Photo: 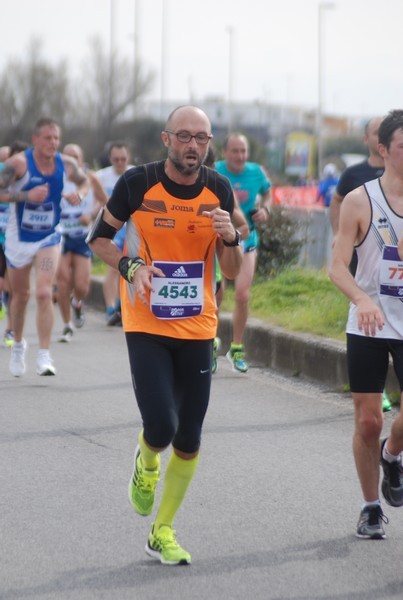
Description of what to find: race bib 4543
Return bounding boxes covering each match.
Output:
[150,261,204,319]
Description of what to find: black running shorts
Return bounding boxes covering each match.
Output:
[347,333,403,393]
[0,243,6,278]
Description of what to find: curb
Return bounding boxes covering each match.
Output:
[217,314,348,389]
[87,276,399,393]
[88,275,107,311]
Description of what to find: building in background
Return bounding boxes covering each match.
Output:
[138,98,361,178]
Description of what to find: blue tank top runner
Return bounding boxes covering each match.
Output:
[16,148,64,242]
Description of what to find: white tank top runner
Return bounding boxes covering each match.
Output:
[346,178,403,339]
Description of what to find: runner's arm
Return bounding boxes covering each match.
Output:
[0,158,48,203]
[87,170,108,207]
[328,190,384,336]
[216,238,243,280]
[87,206,124,270]
[62,155,89,202]
[329,190,344,235]
[252,188,272,225]
[202,207,242,280]
[232,194,249,240]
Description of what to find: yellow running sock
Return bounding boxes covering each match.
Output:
[154,451,199,530]
[138,430,160,471]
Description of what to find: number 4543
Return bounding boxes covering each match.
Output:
[158,285,198,299]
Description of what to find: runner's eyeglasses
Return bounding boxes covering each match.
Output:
[165,130,213,145]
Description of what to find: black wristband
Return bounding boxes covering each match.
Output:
[118,256,145,283]
[223,230,241,247]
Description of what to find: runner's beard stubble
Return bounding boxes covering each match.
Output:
[168,148,207,177]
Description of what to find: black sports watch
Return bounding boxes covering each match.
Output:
[223,229,241,247]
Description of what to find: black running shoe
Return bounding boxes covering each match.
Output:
[106,309,122,327]
[380,438,403,507]
[356,505,388,539]
[72,300,85,328]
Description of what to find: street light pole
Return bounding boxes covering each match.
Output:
[160,0,168,120]
[108,0,117,132]
[227,26,234,132]
[133,0,141,103]
[317,2,335,178]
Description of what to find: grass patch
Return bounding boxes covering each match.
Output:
[91,261,348,341]
[92,257,108,276]
[220,267,349,341]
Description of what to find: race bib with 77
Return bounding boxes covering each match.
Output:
[379,245,403,298]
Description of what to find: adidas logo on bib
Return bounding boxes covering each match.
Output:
[171,266,188,277]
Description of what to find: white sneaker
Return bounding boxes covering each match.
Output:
[58,324,73,343]
[9,339,27,377]
[36,351,56,376]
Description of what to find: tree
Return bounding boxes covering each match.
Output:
[0,38,72,141]
[0,35,156,159]
[111,118,166,164]
[74,37,155,145]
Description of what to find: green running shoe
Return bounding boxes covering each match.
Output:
[3,329,14,348]
[146,524,191,565]
[382,392,392,413]
[128,445,160,516]
[226,343,248,373]
[212,337,221,374]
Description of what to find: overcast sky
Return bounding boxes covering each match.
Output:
[1,0,402,119]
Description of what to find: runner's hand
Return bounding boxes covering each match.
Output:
[27,184,48,203]
[118,258,165,305]
[356,296,384,336]
[202,207,236,244]
[63,191,82,206]
[251,206,269,224]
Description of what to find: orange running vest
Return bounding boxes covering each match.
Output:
[120,164,225,340]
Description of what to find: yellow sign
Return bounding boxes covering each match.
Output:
[284,132,315,178]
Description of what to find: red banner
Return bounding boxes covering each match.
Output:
[272,186,323,210]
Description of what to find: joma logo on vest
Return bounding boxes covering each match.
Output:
[170,205,194,212]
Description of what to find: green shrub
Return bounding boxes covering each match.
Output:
[256,205,305,278]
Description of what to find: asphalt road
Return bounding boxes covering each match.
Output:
[1,299,403,600]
